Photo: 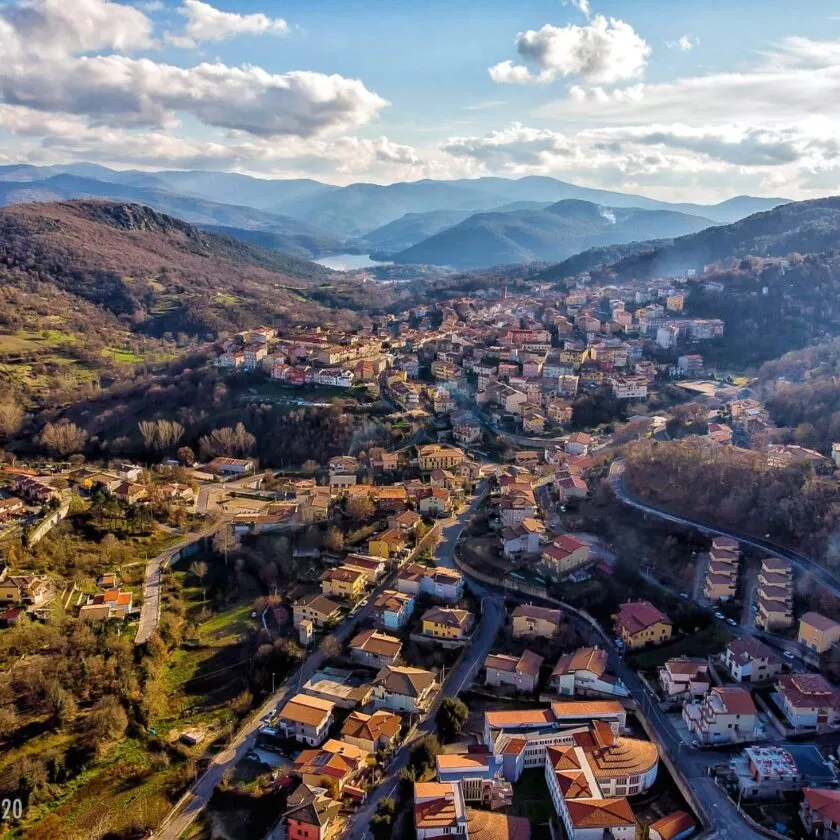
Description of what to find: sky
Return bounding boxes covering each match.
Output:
[1,0,840,201]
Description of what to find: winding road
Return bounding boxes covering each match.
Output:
[150,482,496,839]
[613,469,840,601]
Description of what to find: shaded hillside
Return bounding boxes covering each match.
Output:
[199,222,351,259]
[388,200,715,268]
[586,196,840,282]
[0,200,336,337]
[0,174,347,255]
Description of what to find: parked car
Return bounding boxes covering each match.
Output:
[783,651,796,660]
[727,618,738,627]
[714,611,725,620]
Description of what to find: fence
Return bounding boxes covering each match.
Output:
[28,499,70,545]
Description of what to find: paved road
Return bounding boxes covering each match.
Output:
[151,484,487,839]
[562,608,764,840]
[344,480,501,839]
[614,473,840,601]
[135,520,229,645]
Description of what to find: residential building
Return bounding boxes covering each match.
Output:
[565,433,592,456]
[756,556,794,631]
[419,487,452,517]
[649,811,696,840]
[0,574,53,606]
[281,783,341,840]
[417,444,465,472]
[731,746,804,799]
[723,638,783,683]
[777,674,840,731]
[541,535,591,576]
[367,527,407,559]
[800,788,840,839]
[372,590,415,630]
[414,782,468,840]
[341,553,386,583]
[292,739,369,794]
[207,456,255,476]
[293,593,343,630]
[276,694,335,746]
[682,686,758,744]
[372,665,437,714]
[435,752,513,808]
[798,612,840,654]
[677,355,704,376]
[79,589,133,620]
[340,710,401,754]
[320,566,367,601]
[512,604,563,640]
[658,658,710,701]
[502,519,544,559]
[397,563,464,604]
[302,667,372,710]
[349,628,402,667]
[550,647,628,698]
[615,601,673,650]
[485,650,544,693]
[421,607,474,641]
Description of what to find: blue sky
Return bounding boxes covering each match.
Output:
[1,0,840,200]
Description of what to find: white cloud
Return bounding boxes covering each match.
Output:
[563,0,591,18]
[667,35,696,51]
[0,0,387,138]
[165,0,288,49]
[464,99,507,111]
[490,15,651,85]
[0,0,154,55]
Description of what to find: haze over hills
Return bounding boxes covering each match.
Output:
[0,174,349,258]
[386,199,717,269]
[539,195,840,282]
[0,164,789,261]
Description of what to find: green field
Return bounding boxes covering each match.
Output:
[631,624,734,669]
[0,329,76,354]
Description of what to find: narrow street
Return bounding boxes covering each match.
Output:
[151,481,492,839]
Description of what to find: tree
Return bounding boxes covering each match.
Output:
[213,524,238,565]
[0,401,23,441]
[370,798,397,840]
[83,696,128,757]
[177,446,196,466]
[324,526,344,553]
[408,735,440,777]
[319,634,343,659]
[346,495,375,522]
[302,459,319,475]
[40,420,87,457]
[191,560,209,601]
[436,696,468,742]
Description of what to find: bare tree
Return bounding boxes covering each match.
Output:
[213,525,239,566]
[40,420,87,457]
[191,560,209,601]
[0,402,23,441]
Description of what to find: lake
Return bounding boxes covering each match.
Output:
[313,253,393,271]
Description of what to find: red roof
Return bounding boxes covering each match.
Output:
[615,600,672,635]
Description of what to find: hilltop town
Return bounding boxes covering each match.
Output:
[4,260,840,840]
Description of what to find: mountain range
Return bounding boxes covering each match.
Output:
[539,195,840,282]
[0,163,789,266]
[385,200,718,268]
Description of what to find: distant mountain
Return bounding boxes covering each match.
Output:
[362,201,555,254]
[149,170,336,210]
[557,196,840,282]
[386,199,717,269]
[0,174,347,257]
[361,209,475,253]
[0,163,789,241]
[277,181,512,238]
[199,223,350,260]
